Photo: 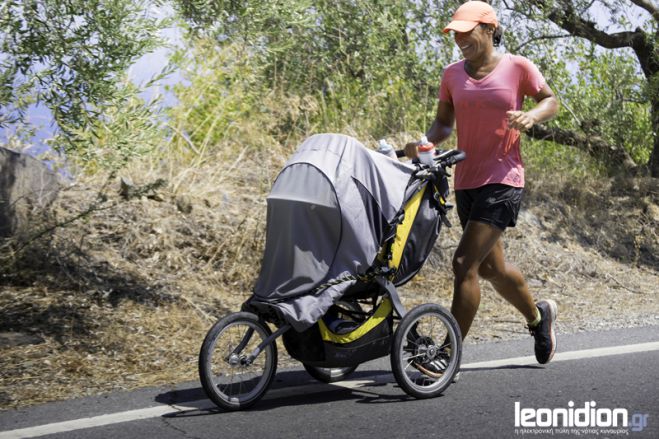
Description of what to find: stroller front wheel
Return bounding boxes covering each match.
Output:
[391,303,462,399]
[199,312,277,411]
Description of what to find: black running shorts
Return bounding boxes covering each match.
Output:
[455,184,523,231]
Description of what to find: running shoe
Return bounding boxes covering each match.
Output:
[529,299,558,364]
[414,357,448,378]
[410,341,460,382]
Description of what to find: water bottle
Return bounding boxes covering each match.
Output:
[417,135,435,166]
[377,139,397,159]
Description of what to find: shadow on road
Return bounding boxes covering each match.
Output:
[154,364,542,417]
[154,369,424,416]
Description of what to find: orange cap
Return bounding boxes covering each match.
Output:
[443,1,498,33]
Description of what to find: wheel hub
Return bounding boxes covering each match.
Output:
[413,335,437,361]
[228,353,241,366]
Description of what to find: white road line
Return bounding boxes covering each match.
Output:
[0,404,203,439]
[1,341,658,439]
[461,341,659,370]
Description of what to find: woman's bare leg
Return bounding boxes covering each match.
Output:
[451,221,502,338]
[478,239,537,322]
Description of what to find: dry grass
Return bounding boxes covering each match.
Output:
[1,139,658,410]
[0,296,207,406]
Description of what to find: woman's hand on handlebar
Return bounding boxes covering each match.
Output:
[403,141,419,159]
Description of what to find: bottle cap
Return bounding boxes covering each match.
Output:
[418,142,435,152]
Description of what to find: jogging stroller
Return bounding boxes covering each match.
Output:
[199,133,466,410]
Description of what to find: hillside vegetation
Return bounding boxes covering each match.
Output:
[1,132,657,409]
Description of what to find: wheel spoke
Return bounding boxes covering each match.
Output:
[403,359,418,372]
[404,352,427,361]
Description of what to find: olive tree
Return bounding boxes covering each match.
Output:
[500,0,657,176]
[0,0,167,157]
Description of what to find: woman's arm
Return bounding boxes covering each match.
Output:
[405,100,455,158]
[506,85,559,131]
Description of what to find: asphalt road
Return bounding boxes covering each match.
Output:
[1,326,658,439]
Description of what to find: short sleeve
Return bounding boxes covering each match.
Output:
[439,68,452,103]
[518,56,546,97]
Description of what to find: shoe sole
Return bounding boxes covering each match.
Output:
[539,299,558,363]
[413,363,444,379]
[412,364,460,383]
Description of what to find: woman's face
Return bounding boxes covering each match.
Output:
[453,24,494,61]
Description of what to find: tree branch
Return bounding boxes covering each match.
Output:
[510,34,571,53]
[547,5,641,49]
[527,0,656,78]
[526,124,638,170]
[628,0,659,21]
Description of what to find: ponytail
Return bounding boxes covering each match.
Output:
[493,26,503,47]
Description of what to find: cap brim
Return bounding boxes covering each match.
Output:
[442,20,479,33]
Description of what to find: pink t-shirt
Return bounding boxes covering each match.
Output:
[439,54,546,189]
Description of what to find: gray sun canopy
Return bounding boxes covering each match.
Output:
[251,133,419,331]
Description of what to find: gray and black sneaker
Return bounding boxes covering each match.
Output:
[529,299,558,364]
[413,357,448,378]
[414,361,461,383]
[410,338,460,382]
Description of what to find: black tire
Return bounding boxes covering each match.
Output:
[302,364,358,383]
[302,300,362,383]
[198,312,277,411]
[391,304,462,399]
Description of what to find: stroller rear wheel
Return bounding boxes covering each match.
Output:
[302,299,362,383]
[391,304,462,399]
[302,364,358,383]
[199,312,277,411]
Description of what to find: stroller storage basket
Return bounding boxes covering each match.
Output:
[283,299,393,368]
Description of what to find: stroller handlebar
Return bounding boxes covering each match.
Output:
[437,149,466,167]
[394,148,466,167]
